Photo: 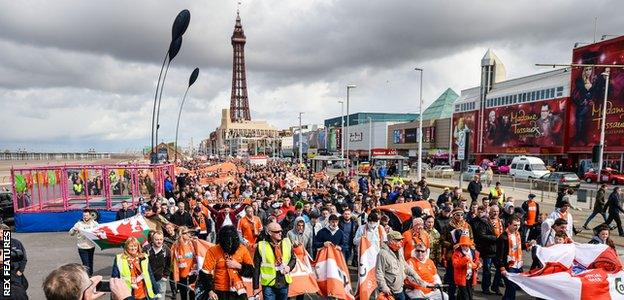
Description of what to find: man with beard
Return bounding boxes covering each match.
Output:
[253,222,297,300]
[197,225,254,300]
[338,208,358,266]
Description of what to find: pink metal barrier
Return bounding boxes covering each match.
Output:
[10,163,174,213]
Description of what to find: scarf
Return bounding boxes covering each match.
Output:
[490,218,503,237]
[462,248,473,279]
[506,229,523,269]
[225,253,246,295]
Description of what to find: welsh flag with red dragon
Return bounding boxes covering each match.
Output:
[80,215,151,250]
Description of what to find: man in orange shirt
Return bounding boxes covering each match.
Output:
[238,206,262,251]
[405,243,447,300]
[402,217,430,260]
[197,225,255,300]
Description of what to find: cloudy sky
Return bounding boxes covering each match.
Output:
[1,0,622,152]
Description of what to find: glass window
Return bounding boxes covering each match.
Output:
[545,89,550,98]
[540,90,545,99]
[556,86,564,92]
[513,95,517,103]
[551,88,556,97]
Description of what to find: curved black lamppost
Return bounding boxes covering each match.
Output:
[150,9,190,163]
[174,67,200,162]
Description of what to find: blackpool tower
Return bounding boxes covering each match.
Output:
[229,11,251,122]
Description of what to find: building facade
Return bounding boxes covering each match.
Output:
[451,36,624,171]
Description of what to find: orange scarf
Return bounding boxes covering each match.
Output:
[491,218,503,237]
[506,229,523,269]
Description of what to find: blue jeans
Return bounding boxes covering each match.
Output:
[583,211,607,227]
[393,291,406,300]
[78,247,95,276]
[503,268,522,300]
[481,257,502,292]
[263,286,288,300]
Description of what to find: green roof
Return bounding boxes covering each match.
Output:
[421,88,458,120]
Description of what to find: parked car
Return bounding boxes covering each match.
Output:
[583,168,624,185]
[411,162,431,172]
[495,158,512,174]
[428,165,454,178]
[534,172,581,191]
[462,165,484,181]
[509,156,550,179]
[0,190,14,226]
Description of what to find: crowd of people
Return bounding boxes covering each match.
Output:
[37,158,624,300]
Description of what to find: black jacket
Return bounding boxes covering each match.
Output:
[171,211,194,228]
[471,217,498,258]
[467,181,483,198]
[147,245,171,280]
[116,208,136,220]
[338,217,359,249]
[605,191,624,215]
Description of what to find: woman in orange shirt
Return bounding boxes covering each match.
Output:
[405,243,447,300]
[196,225,254,300]
[171,226,197,300]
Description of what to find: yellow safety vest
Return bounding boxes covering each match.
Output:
[74,183,83,193]
[258,239,293,286]
[116,254,155,299]
[490,187,506,205]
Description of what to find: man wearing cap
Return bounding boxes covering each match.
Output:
[489,182,506,206]
[376,230,425,300]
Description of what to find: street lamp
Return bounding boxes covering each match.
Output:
[338,100,344,160]
[346,84,357,170]
[298,112,305,165]
[150,9,190,163]
[597,68,611,183]
[174,67,200,163]
[368,117,373,160]
[415,67,424,181]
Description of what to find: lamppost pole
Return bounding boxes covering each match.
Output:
[174,68,200,163]
[298,112,304,165]
[597,68,610,183]
[415,67,424,181]
[338,100,344,160]
[346,84,357,171]
[150,10,190,164]
[368,117,373,160]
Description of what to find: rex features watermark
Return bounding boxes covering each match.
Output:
[2,230,10,297]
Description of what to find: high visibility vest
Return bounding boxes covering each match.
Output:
[74,183,83,193]
[258,239,293,286]
[490,187,505,204]
[116,254,155,299]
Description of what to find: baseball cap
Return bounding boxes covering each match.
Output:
[387,231,404,240]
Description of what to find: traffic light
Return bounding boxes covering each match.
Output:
[592,145,602,163]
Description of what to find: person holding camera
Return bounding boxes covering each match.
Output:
[44,263,134,300]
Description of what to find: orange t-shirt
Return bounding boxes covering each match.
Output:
[525,201,537,226]
[406,257,437,294]
[238,215,262,245]
[202,245,253,292]
[128,258,147,299]
[402,229,430,260]
[172,240,196,281]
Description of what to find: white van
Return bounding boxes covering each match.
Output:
[509,156,550,179]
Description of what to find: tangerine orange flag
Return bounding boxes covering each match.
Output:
[377,201,433,223]
[314,245,355,300]
[357,234,379,300]
[288,245,320,297]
